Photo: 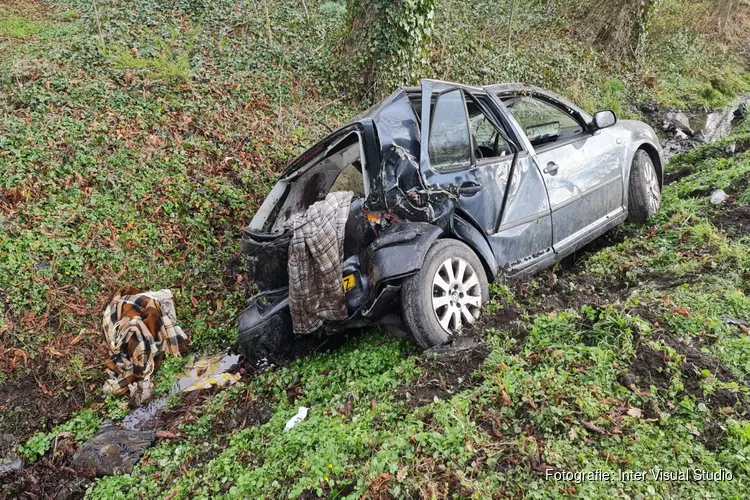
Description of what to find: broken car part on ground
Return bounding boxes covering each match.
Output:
[239,80,665,361]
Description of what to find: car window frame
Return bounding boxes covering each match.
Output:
[501,92,591,153]
[465,94,517,165]
[426,88,475,173]
[426,89,519,174]
[418,81,521,176]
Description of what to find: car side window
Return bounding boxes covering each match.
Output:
[428,89,472,171]
[468,106,513,159]
[504,96,584,148]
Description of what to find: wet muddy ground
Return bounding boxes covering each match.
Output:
[0,373,91,440]
[5,226,747,497]
[396,343,489,410]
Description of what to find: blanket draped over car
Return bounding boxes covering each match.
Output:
[287,191,353,334]
[101,287,189,403]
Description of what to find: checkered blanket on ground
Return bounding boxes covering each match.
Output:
[287,191,353,334]
[101,287,189,399]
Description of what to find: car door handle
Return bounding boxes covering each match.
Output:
[458,181,482,196]
[543,162,559,175]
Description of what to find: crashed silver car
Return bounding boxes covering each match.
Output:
[238,80,663,360]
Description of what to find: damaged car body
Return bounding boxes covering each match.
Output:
[239,79,664,360]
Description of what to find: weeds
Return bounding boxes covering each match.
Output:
[0,14,47,38]
[17,409,101,462]
[1,0,750,497]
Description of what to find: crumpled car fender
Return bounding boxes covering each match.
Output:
[364,222,443,290]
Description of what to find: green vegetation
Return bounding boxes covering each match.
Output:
[0,14,47,38]
[1,0,750,497]
[16,409,100,462]
[333,0,437,98]
[80,117,750,498]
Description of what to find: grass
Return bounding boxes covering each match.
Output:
[77,123,750,498]
[107,46,191,82]
[0,14,47,38]
[1,0,750,497]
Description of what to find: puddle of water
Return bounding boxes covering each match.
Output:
[122,395,169,430]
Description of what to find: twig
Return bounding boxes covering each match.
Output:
[262,0,273,43]
[277,46,285,128]
[311,98,341,116]
[91,0,105,48]
[77,365,87,401]
[507,0,517,54]
[578,418,607,436]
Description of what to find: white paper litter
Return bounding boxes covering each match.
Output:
[710,189,728,205]
[284,407,309,430]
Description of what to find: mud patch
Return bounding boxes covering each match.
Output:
[560,226,633,270]
[0,373,91,439]
[467,229,640,348]
[250,332,355,371]
[396,341,489,409]
[712,203,750,234]
[665,336,747,412]
[472,292,526,337]
[726,171,750,197]
[528,229,637,312]
[138,385,272,435]
[137,389,222,432]
[2,452,95,499]
[624,343,672,392]
[664,165,694,185]
[622,333,749,415]
[646,273,700,291]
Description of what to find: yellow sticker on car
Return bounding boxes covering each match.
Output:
[342,274,356,293]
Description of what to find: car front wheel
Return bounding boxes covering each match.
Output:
[401,239,489,348]
[627,149,661,223]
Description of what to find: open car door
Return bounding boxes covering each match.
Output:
[418,79,513,236]
[419,80,553,272]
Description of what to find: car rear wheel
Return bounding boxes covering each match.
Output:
[627,149,661,223]
[401,239,489,348]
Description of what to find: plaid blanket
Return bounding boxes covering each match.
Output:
[102,286,189,400]
[287,191,353,334]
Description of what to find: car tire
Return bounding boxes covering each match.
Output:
[627,149,661,223]
[401,239,489,348]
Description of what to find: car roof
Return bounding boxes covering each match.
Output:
[485,83,592,121]
[354,81,592,121]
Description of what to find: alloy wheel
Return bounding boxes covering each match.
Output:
[644,159,661,213]
[431,257,482,333]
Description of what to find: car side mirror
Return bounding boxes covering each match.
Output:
[593,110,617,130]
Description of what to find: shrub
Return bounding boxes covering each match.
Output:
[330,0,436,100]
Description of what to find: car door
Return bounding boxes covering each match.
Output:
[503,94,623,253]
[418,81,507,235]
[419,80,552,270]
